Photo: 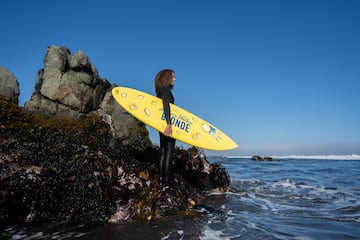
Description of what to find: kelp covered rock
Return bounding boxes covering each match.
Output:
[0,98,230,225]
[1,97,119,224]
[0,45,230,226]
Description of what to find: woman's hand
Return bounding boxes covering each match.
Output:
[164,124,172,137]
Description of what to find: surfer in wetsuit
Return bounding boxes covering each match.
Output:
[154,69,176,191]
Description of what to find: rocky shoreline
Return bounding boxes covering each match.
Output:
[0,46,230,226]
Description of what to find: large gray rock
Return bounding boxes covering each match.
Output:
[0,66,20,103]
[25,46,109,117]
[98,88,151,150]
[24,46,151,149]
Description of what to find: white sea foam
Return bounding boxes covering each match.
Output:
[271,154,360,160]
[225,154,360,160]
[224,155,253,159]
[200,225,241,240]
[5,229,88,240]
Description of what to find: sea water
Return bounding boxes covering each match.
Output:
[2,155,360,240]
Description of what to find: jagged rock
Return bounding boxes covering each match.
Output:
[0,66,20,104]
[24,46,109,117]
[97,89,150,150]
[0,98,230,225]
[0,45,231,226]
[23,46,150,149]
[174,147,230,192]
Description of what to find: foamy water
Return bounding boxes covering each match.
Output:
[226,154,360,160]
[2,156,360,239]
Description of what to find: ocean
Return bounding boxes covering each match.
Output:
[2,155,360,240]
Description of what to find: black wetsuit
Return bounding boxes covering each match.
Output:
[156,86,176,186]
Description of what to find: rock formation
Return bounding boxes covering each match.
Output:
[0,66,20,104]
[24,46,107,118]
[23,46,150,149]
[0,46,230,226]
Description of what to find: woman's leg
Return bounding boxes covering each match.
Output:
[163,138,175,185]
[159,133,176,186]
[159,133,166,183]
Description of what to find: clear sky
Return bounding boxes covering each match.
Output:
[1,0,360,155]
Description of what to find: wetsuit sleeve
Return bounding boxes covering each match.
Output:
[158,87,172,125]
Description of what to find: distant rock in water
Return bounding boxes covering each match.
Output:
[251,155,273,161]
[23,45,149,149]
[0,66,20,104]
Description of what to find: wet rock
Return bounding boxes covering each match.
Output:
[174,147,230,192]
[0,45,230,226]
[0,66,20,104]
[0,98,230,225]
[251,155,273,161]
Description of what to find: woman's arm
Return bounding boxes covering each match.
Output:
[158,87,173,136]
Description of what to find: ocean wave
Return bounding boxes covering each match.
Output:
[224,155,253,159]
[225,154,360,160]
[200,225,241,240]
[271,154,360,160]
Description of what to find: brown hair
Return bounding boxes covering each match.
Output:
[154,69,175,89]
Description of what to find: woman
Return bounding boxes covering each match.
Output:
[154,69,176,191]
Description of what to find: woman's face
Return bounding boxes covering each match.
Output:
[170,72,176,85]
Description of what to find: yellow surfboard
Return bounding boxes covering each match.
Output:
[112,86,238,151]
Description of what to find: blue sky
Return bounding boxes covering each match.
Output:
[1,0,360,155]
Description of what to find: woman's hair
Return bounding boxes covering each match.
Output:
[154,69,175,89]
